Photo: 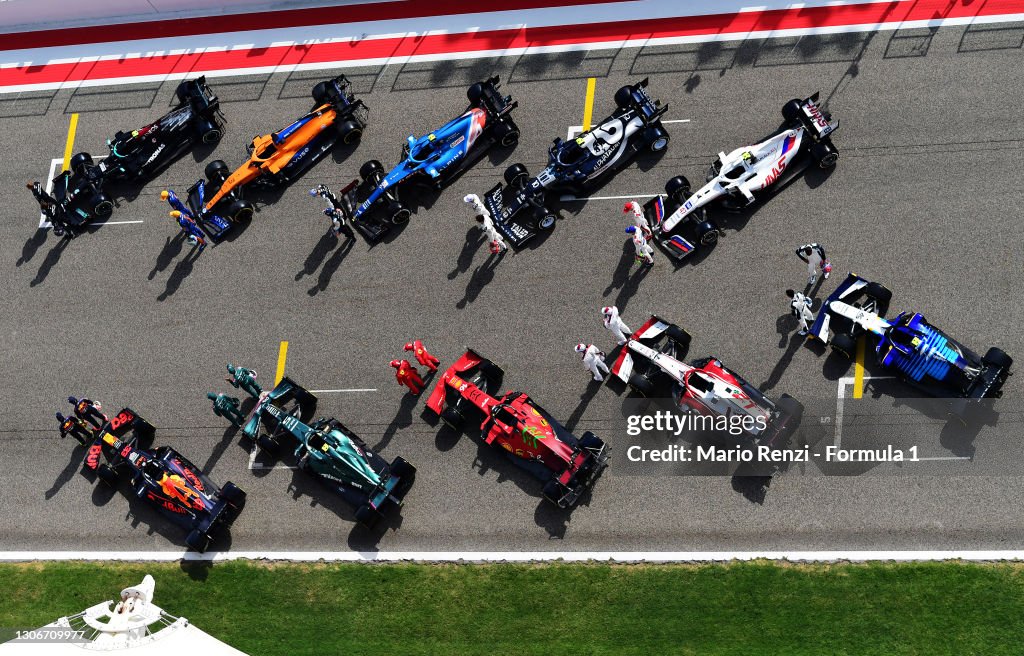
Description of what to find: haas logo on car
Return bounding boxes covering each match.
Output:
[803,101,830,130]
[761,159,787,188]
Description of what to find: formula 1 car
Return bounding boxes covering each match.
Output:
[34,77,223,235]
[809,274,1013,411]
[425,350,609,508]
[647,93,839,261]
[483,78,669,247]
[610,315,803,445]
[181,75,367,240]
[231,377,414,527]
[335,77,520,241]
[77,407,245,552]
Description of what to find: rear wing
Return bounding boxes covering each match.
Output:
[799,92,838,139]
[631,78,668,123]
[476,75,518,118]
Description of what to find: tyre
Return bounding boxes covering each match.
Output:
[864,282,892,315]
[312,81,333,106]
[480,362,505,386]
[92,193,114,218]
[96,464,119,488]
[494,120,520,148]
[440,406,465,430]
[614,85,634,108]
[257,435,280,457]
[204,159,229,183]
[830,333,856,359]
[537,212,557,231]
[185,529,210,553]
[776,393,805,421]
[70,152,93,176]
[983,347,1013,370]
[220,481,246,509]
[542,479,566,506]
[390,457,416,479]
[196,118,222,144]
[227,199,254,223]
[810,141,839,169]
[696,221,718,246]
[643,126,670,152]
[504,163,529,188]
[355,504,384,529]
[387,200,411,225]
[579,431,604,451]
[359,159,384,181]
[665,325,692,352]
[628,372,655,397]
[466,82,484,105]
[782,98,803,122]
[665,175,691,203]
[175,81,193,104]
[337,119,362,145]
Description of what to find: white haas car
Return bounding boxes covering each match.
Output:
[611,315,803,444]
[644,93,839,261]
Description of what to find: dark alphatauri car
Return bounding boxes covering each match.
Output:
[234,377,414,528]
[37,77,223,235]
[810,273,1013,417]
[482,78,669,247]
[181,75,367,240]
[78,407,245,552]
[336,77,519,241]
[425,350,610,508]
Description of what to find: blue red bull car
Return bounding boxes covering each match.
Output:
[76,407,245,552]
[335,77,519,241]
[810,274,1013,417]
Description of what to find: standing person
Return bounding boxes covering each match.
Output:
[465,194,508,254]
[786,289,815,336]
[68,397,107,429]
[28,181,70,238]
[169,211,206,252]
[310,186,355,241]
[225,364,262,397]
[574,343,609,382]
[207,393,247,428]
[796,243,832,287]
[390,359,425,395]
[601,306,632,345]
[57,412,95,445]
[403,340,440,373]
[623,201,652,240]
[625,226,655,267]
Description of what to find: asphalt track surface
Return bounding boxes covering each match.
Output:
[2,23,1024,554]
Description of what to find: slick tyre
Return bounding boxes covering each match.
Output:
[220,481,246,510]
[441,406,465,430]
[185,529,210,553]
[665,325,692,353]
[175,81,194,104]
[312,81,337,107]
[197,118,222,144]
[337,120,363,145]
[227,199,254,223]
[495,120,520,148]
[864,282,892,315]
[542,479,567,507]
[628,373,655,397]
[665,176,691,204]
[782,98,803,122]
[257,435,280,458]
[355,504,384,529]
[830,333,856,359]
[466,82,484,105]
[504,163,529,188]
[92,193,114,218]
[983,347,1013,370]
[614,85,634,108]
[96,464,119,488]
[776,393,805,422]
[390,457,416,479]
[537,212,557,231]
[387,200,411,225]
[643,126,670,153]
[359,159,384,181]
[70,152,93,176]
[205,159,230,183]
[696,221,719,246]
[811,141,839,169]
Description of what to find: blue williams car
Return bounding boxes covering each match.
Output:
[809,273,1012,417]
[335,76,519,241]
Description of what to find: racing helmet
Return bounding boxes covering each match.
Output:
[575,343,587,354]
[625,226,637,235]
[169,210,181,219]
[160,190,169,200]
[389,359,401,369]
[601,306,614,318]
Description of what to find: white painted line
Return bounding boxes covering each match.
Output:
[566,125,582,140]
[97,220,144,226]
[309,388,378,393]
[38,157,62,228]
[559,193,662,202]
[661,119,692,124]
[1,550,1024,563]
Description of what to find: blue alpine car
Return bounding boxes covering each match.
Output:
[336,76,519,241]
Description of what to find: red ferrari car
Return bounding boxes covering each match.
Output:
[425,350,609,508]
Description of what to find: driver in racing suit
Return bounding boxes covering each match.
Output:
[575,343,609,382]
[169,211,206,252]
[57,412,94,445]
[601,306,633,346]
[623,201,652,241]
[626,225,655,267]
[786,289,815,336]
[28,181,71,238]
[68,397,107,429]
